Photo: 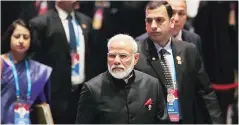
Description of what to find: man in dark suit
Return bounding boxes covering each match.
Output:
[136,0,202,58]
[135,1,223,124]
[29,1,94,123]
[76,34,167,124]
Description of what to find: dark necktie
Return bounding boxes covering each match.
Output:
[159,49,174,88]
[160,49,180,121]
[67,14,77,52]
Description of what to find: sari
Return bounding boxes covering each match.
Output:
[1,58,52,124]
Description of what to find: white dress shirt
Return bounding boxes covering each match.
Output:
[153,38,177,89]
[55,5,85,85]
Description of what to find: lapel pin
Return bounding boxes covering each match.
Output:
[176,56,182,65]
[152,57,156,61]
[177,60,182,65]
[148,104,152,110]
[82,24,87,29]
[144,98,152,111]
[176,56,181,61]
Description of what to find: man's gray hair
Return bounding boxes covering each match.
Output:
[107,34,138,53]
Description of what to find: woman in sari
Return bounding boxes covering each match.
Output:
[1,19,52,124]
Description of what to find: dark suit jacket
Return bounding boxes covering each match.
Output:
[181,29,203,59]
[135,37,223,124]
[135,30,203,58]
[29,8,93,120]
[76,70,168,124]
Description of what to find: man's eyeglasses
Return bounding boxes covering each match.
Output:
[145,17,164,24]
[107,53,133,61]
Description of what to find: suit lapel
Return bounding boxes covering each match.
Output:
[75,13,90,51]
[144,38,167,89]
[75,13,88,38]
[171,38,184,92]
[181,30,193,44]
[181,30,186,41]
[52,9,71,55]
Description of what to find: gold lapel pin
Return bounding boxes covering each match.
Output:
[176,56,182,65]
[178,60,182,65]
[176,56,181,61]
[82,24,87,29]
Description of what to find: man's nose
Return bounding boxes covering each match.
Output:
[173,14,179,22]
[151,20,157,29]
[113,55,121,65]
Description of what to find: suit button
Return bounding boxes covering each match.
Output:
[129,114,134,119]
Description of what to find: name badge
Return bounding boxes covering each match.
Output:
[167,89,179,122]
[14,102,30,124]
[71,53,80,75]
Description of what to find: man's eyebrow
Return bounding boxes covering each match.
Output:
[146,16,164,19]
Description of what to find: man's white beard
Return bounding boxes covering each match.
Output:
[108,59,135,79]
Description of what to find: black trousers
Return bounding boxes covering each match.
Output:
[67,84,83,124]
[51,84,83,124]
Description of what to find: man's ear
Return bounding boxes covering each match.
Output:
[134,53,140,65]
[170,17,175,29]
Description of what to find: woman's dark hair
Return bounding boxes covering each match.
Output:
[145,1,173,18]
[1,19,33,55]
